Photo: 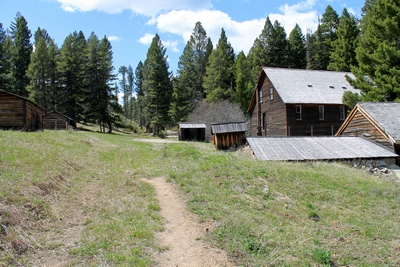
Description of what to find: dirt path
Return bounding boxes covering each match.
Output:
[145,177,233,267]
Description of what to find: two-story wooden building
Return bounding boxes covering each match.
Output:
[247,67,360,137]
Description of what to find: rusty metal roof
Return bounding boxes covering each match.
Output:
[211,122,248,134]
[179,123,206,129]
[247,136,397,161]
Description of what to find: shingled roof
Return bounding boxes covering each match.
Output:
[260,67,360,104]
[211,122,248,134]
[337,102,400,142]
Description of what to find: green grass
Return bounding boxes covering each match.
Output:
[0,129,399,266]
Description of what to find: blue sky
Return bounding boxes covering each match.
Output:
[1,0,365,76]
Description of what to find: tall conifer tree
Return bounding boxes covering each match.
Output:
[350,0,400,101]
[10,13,32,96]
[328,8,359,72]
[0,23,12,90]
[288,24,307,69]
[143,34,173,135]
[203,28,235,102]
[57,31,87,120]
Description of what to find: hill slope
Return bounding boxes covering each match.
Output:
[0,130,399,266]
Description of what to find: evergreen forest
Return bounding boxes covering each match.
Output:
[1,0,399,134]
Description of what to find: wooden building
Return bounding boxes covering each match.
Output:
[0,90,44,131]
[336,102,400,163]
[178,123,206,141]
[211,122,248,149]
[247,67,360,137]
[43,111,76,130]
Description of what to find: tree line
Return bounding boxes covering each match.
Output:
[1,0,398,134]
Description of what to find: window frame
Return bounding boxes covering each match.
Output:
[295,105,302,120]
[319,105,325,120]
[259,89,263,103]
[269,87,274,101]
[339,106,345,121]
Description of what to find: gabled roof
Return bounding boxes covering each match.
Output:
[179,123,206,129]
[211,121,248,134]
[336,102,400,142]
[44,110,75,121]
[247,136,397,161]
[248,68,360,112]
[0,90,44,110]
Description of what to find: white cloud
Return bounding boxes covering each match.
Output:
[149,0,320,55]
[57,0,212,16]
[139,33,155,45]
[108,36,122,42]
[163,40,180,53]
[150,10,264,54]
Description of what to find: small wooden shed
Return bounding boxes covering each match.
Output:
[211,121,248,149]
[178,123,206,141]
[43,111,76,130]
[0,90,44,131]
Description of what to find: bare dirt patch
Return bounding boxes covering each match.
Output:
[145,177,233,267]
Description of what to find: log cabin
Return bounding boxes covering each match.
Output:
[336,102,400,164]
[211,121,247,149]
[247,67,360,137]
[43,111,76,130]
[0,90,44,131]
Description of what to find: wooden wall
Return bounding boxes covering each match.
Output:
[339,109,393,149]
[43,113,68,130]
[212,132,246,149]
[287,104,345,136]
[0,91,43,131]
[249,75,287,136]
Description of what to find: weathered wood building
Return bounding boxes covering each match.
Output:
[211,122,248,149]
[178,123,206,141]
[43,111,76,130]
[248,68,360,137]
[0,90,44,131]
[336,102,400,164]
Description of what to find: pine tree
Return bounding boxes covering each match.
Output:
[134,61,146,127]
[0,23,12,90]
[169,40,197,123]
[57,31,87,120]
[10,13,32,96]
[203,28,235,102]
[191,22,212,100]
[328,8,359,72]
[350,0,400,101]
[84,33,117,132]
[27,28,59,113]
[288,24,307,69]
[233,51,252,112]
[119,65,129,118]
[270,20,289,67]
[307,6,339,70]
[127,65,134,123]
[27,37,51,112]
[143,34,173,135]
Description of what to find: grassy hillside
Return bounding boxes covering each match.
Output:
[0,129,399,266]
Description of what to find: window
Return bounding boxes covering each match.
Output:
[319,105,325,120]
[295,105,302,120]
[262,112,266,132]
[259,90,263,103]
[269,87,274,100]
[340,106,345,120]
